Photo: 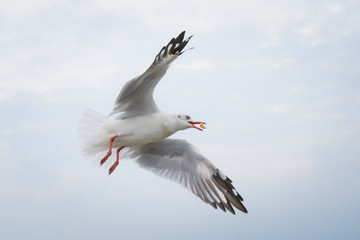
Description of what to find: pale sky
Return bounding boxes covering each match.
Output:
[1,0,360,239]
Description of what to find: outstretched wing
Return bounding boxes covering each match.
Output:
[109,31,192,119]
[125,139,248,214]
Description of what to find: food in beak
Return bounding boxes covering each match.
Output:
[188,121,206,131]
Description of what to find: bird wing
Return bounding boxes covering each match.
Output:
[125,138,248,214]
[109,31,192,119]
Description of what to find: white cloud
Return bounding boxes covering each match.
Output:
[316,98,340,108]
[298,23,324,46]
[271,58,293,69]
[252,57,293,70]
[327,3,342,14]
[270,104,294,113]
[92,0,305,33]
[297,112,346,120]
[199,137,315,181]
[286,85,307,96]
[175,61,213,70]
[1,0,356,101]
[0,0,52,16]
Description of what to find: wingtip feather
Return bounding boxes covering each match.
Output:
[152,31,192,65]
[212,169,248,214]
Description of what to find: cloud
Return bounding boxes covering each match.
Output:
[286,85,308,96]
[199,139,314,181]
[1,0,357,101]
[327,3,342,14]
[270,104,295,113]
[297,112,346,120]
[175,61,213,70]
[272,58,293,69]
[315,98,340,108]
[298,23,324,46]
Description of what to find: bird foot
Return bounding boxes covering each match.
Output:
[108,146,125,175]
[100,151,111,165]
[108,161,119,175]
[99,135,119,166]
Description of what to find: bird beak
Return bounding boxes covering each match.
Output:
[188,121,206,131]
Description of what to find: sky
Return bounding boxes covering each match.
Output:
[1,0,360,239]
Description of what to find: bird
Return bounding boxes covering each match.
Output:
[78,31,248,214]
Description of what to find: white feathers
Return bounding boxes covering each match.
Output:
[78,109,110,156]
[218,170,227,180]
[232,189,239,196]
[125,139,247,214]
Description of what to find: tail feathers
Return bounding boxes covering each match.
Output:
[78,109,130,169]
[78,109,111,158]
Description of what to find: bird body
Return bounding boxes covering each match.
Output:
[80,110,192,151]
[78,31,248,214]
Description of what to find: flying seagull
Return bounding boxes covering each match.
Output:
[78,31,247,214]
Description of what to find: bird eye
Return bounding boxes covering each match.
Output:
[186,115,190,120]
[178,115,181,118]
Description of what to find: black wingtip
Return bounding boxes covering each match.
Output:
[152,31,193,65]
[172,32,192,55]
[212,169,248,214]
[176,31,186,42]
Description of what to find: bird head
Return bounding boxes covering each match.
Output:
[176,114,206,131]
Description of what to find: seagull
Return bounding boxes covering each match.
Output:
[78,31,247,214]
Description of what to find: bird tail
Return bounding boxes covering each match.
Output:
[78,109,112,161]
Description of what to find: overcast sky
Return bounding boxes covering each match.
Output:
[1,0,360,239]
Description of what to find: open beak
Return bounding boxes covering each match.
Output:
[188,121,206,131]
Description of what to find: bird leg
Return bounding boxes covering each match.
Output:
[99,135,119,166]
[108,146,125,175]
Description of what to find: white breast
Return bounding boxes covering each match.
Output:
[106,112,176,148]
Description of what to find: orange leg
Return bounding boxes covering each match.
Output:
[99,135,119,166]
[108,146,125,175]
